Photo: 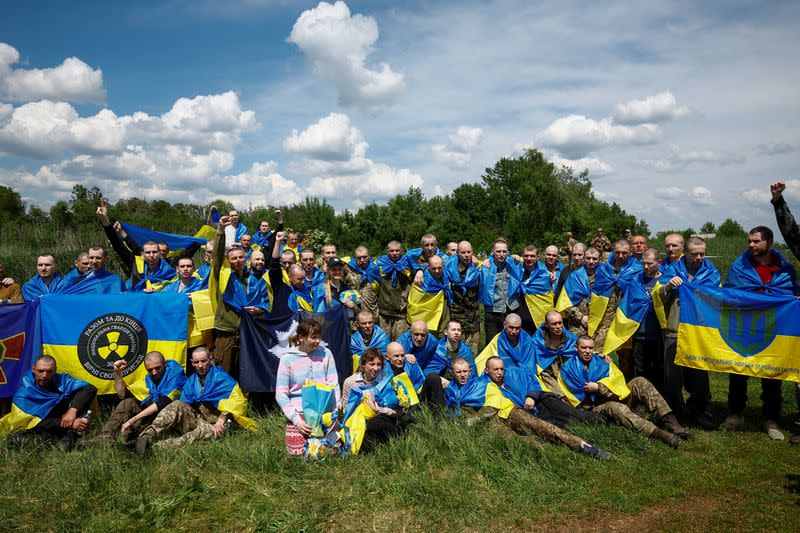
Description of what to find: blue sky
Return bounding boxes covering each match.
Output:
[1,0,799,233]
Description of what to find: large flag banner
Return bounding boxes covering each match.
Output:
[239,305,351,392]
[676,284,800,382]
[0,302,40,398]
[39,293,188,394]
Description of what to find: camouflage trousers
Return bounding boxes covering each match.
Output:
[593,377,672,437]
[359,283,379,321]
[139,401,217,449]
[539,364,567,399]
[98,398,152,441]
[498,407,586,452]
[379,314,410,341]
[461,330,480,359]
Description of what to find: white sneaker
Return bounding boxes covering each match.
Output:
[763,420,785,441]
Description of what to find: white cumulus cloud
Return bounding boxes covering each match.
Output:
[285,112,422,202]
[432,126,483,169]
[536,114,661,158]
[613,91,693,125]
[0,42,106,104]
[546,152,613,176]
[690,186,713,205]
[654,186,684,199]
[287,1,405,113]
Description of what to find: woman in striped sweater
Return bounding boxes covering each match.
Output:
[275,319,340,455]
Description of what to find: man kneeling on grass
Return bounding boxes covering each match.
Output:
[135,347,255,453]
[445,357,610,460]
[558,336,687,448]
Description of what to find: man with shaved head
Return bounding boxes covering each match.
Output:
[397,320,439,371]
[475,313,536,373]
[409,254,451,336]
[631,235,648,261]
[542,245,562,288]
[630,248,666,388]
[555,242,586,303]
[446,241,481,354]
[375,240,413,340]
[90,351,187,444]
[662,233,685,268]
[480,238,522,345]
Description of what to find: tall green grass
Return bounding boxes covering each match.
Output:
[1,374,799,532]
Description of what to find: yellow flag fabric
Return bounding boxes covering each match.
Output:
[406,284,445,332]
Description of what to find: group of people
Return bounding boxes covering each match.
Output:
[2,180,799,456]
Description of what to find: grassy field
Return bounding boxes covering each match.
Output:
[1,373,799,532]
[2,228,799,531]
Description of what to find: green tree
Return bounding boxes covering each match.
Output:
[0,185,25,224]
[717,218,746,238]
[700,221,716,234]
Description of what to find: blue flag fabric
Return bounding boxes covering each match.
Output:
[347,258,381,286]
[499,366,542,408]
[530,323,578,372]
[478,257,521,306]
[382,360,426,392]
[660,257,721,287]
[723,249,799,295]
[22,274,63,301]
[424,338,476,376]
[120,221,207,256]
[8,371,88,425]
[444,255,479,295]
[676,283,800,382]
[141,359,187,406]
[0,302,40,398]
[221,270,270,314]
[397,331,439,370]
[238,304,352,392]
[375,254,412,287]
[350,327,390,357]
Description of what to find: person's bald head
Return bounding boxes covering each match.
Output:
[250,250,265,271]
[503,313,522,342]
[451,357,472,386]
[544,310,564,337]
[485,356,506,386]
[428,255,444,279]
[385,341,406,370]
[457,241,473,265]
[544,245,559,268]
[664,233,685,262]
[410,320,429,347]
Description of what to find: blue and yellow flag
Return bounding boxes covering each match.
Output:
[424,338,476,376]
[530,323,578,374]
[444,373,516,419]
[724,249,799,295]
[0,371,88,433]
[0,302,40,398]
[340,386,378,455]
[676,283,800,382]
[375,254,412,286]
[518,263,555,328]
[499,366,542,409]
[39,292,187,395]
[558,353,630,408]
[181,365,256,430]
[350,326,390,373]
[397,330,439,370]
[119,221,214,259]
[475,330,536,374]
[407,269,451,332]
[125,358,187,406]
[602,272,655,354]
[301,380,337,438]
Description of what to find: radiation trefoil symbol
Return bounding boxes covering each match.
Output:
[97,331,130,359]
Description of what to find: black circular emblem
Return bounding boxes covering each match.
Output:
[77,313,148,380]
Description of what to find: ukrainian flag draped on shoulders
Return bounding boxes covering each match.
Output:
[530,323,578,373]
[444,373,515,419]
[60,268,126,295]
[425,338,476,376]
[660,256,721,287]
[375,254,412,286]
[603,268,662,354]
[350,327,390,372]
[345,257,381,289]
[22,274,64,301]
[0,371,88,432]
[130,257,178,292]
[181,365,256,430]
[407,268,451,333]
[498,366,543,413]
[397,331,439,370]
[125,359,187,405]
[518,262,555,328]
[558,354,630,408]
[444,255,480,295]
[478,257,521,307]
[724,249,800,295]
[555,266,589,313]
[475,329,536,374]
